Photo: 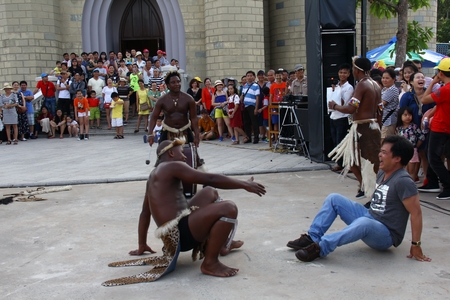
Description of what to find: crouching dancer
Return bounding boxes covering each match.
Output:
[102,139,266,286]
[287,135,431,263]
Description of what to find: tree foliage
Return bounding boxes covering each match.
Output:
[366,0,432,66]
[437,0,450,42]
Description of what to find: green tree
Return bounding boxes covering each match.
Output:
[437,0,450,43]
[368,0,432,66]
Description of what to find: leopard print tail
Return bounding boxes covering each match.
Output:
[108,256,171,267]
[102,267,167,286]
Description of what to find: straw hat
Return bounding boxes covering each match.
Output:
[2,83,13,90]
[214,80,224,87]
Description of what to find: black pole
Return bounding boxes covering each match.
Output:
[361,0,367,57]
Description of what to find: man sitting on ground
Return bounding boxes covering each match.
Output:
[287,135,431,263]
[103,139,266,286]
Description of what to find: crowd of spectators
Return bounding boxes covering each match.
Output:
[193,64,308,145]
[0,49,177,142]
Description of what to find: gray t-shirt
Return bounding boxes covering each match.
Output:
[369,168,417,247]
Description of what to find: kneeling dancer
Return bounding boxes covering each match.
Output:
[102,139,266,286]
[287,136,431,263]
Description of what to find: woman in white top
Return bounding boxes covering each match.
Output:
[102,78,118,130]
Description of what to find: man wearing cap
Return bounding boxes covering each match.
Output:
[290,64,308,95]
[153,50,169,66]
[418,58,450,200]
[88,69,105,110]
[142,49,152,63]
[34,73,57,116]
[328,57,382,199]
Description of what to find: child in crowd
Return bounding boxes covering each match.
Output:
[396,106,425,181]
[87,91,101,129]
[66,116,78,137]
[110,92,124,139]
[227,84,247,144]
[258,86,270,142]
[50,61,62,77]
[153,117,163,143]
[73,90,90,140]
[198,109,218,141]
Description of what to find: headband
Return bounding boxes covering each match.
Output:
[352,56,365,72]
[157,138,185,158]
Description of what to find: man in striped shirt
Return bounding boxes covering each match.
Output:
[150,69,164,89]
[241,70,261,144]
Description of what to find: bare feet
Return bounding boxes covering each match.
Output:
[220,240,244,256]
[201,260,239,277]
[128,244,157,256]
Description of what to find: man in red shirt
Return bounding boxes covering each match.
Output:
[419,58,450,199]
[34,73,57,116]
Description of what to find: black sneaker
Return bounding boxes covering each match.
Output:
[417,184,440,193]
[287,234,314,250]
[355,190,366,199]
[436,190,450,200]
[295,242,321,262]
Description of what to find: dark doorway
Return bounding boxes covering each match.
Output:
[120,39,163,56]
[120,0,164,54]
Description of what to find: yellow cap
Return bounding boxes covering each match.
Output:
[434,58,450,71]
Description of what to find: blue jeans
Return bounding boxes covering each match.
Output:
[45,97,56,116]
[308,193,393,257]
[426,131,450,191]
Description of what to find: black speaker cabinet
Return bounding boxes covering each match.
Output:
[320,0,356,29]
[305,0,356,162]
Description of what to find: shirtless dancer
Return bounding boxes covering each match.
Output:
[147,71,200,147]
[134,139,266,277]
[129,72,232,256]
[328,57,382,199]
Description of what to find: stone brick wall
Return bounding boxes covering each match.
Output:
[204,0,265,81]
[0,0,61,85]
[58,0,83,55]
[179,0,207,81]
[267,0,305,72]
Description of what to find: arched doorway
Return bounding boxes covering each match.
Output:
[120,0,164,54]
[82,0,186,68]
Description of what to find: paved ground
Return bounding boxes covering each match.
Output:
[0,135,325,188]
[1,136,450,299]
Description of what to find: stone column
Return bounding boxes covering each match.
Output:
[204,0,265,80]
[0,0,61,85]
